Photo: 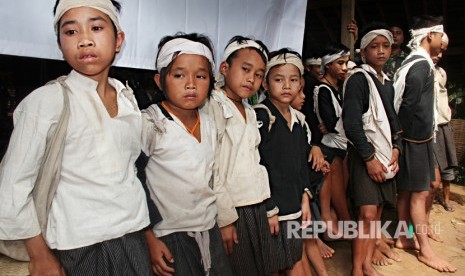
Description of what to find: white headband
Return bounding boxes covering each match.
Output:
[360,29,394,49]
[156,38,215,72]
[442,32,449,45]
[222,40,268,62]
[407,24,444,50]
[54,0,122,34]
[320,50,350,74]
[321,50,350,66]
[305,58,321,66]
[265,53,304,78]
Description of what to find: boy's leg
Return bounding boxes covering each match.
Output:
[352,205,380,276]
[426,168,442,242]
[331,157,352,224]
[305,238,329,276]
[410,191,457,272]
[442,180,453,210]
[319,171,335,237]
[395,190,419,250]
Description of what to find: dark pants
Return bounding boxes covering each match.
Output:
[54,231,152,276]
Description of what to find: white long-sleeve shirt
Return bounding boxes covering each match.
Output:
[141,104,217,237]
[0,70,149,250]
[203,90,270,227]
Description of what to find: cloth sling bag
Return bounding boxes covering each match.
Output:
[0,76,70,261]
[313,84,347,150]
[343,66,395,179]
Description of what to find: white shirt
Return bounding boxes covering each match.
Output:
[434,66,451,125]
[0,70,149,250]
[141,104,217,237]
[203,90,270,227]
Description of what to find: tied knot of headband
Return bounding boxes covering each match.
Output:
[265,53,304,78]
[53,0,122,34]
[408,24,444,50]
[156,38,215,72]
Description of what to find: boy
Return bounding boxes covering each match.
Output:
[0,1,152,275]
[342,22,401,276]
[393,15,456,273]
[431,33,458,212]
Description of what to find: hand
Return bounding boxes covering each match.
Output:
[347,19,358,41]
[268,215,280,236]
[219,224,239,255]
[145,230,175,276]
[388,148,400,174]
[365,158,387,183]
[29,252,65,276]
[309,146,326,171]
[318,123,328,134]
[301,193,312,229]
[25,235,65,276]
[321,160,331,175]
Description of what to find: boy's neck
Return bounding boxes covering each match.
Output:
[391,45,401,56]
[269,97,290,116]
[163,101,197,120]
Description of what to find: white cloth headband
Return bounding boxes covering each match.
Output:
[265,53,304,78]
[408,24,444,50]
[222,40,268,62]
[156,38,215,72]
[321,50,350,66]
[54,0,122,34]
[305,58,321,66]
[360,29,394,49]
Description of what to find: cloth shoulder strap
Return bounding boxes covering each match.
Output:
[0,76,70,261]
[393,57,427,113]
[253,103,276,132]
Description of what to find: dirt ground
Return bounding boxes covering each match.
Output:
[324,184,465,276]
[1,185,465,275]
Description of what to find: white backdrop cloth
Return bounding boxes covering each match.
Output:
[0,0,307,70]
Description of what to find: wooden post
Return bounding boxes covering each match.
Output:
[341,0,355,60]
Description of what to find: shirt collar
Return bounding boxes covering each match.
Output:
[361,64,390,82]
[66,70,126,96]
[289,106,299,129]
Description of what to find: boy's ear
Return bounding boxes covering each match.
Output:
[154,74,162,91]
[115,31,125,53]
[220,61,229,76]
[262,78,269,91]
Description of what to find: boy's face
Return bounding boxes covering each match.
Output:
[390,26,404,46]
[432,42,448,64]
[325,56,349,81]
[428,32,443,57]
[361,35,392,71]
[263,64,301,106]
[221,48,266,100]
[58,7,124,81]
[309,65,323,80]
[290,81,306,111]
[155,54,210,111]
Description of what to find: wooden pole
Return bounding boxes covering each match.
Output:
[341,0,355,60]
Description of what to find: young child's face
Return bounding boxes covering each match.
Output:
[325,56,349,81]
[362,35,392,70]
[290,84,306,111]
[58,7,124,80]
[264,64,301,105]
[221,48,266,99]
[390,26,404,47]
[157,54,211,110]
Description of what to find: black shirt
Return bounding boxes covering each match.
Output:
[255,98,311,217]
[342,70,402,161]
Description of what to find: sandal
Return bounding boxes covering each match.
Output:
[443,204,455,212]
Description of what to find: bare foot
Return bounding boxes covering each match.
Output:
[372,248,393,266]
[418,252,457,273]
[395,237,420,250]
[377,239,401,262]
[427,225,443,242]
[362,263,385,276]
[316,238,334,258]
